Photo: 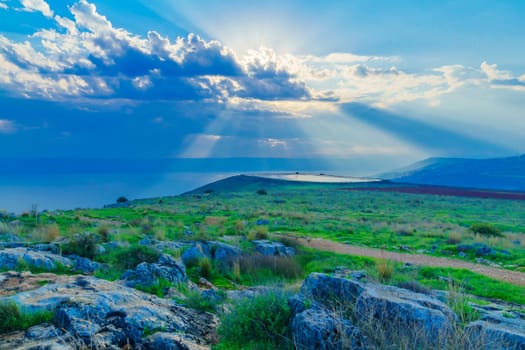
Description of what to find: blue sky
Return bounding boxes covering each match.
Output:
[1,0,524,167]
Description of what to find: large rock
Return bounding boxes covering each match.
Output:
[465,314,525,350]
[121,253,187,288]
[0,275,217,349]
[209,241,241,264]
[0,324,75,350]
[181,243,210,265]
[252,240,295,256]
[355,283,455,346]
[181,241,240,266]
[291,273,456,349]
[143,332,210,350]
[292,308,364,350]
[300,273,364,308]
[68,255,106,274]
[0,248,72,271]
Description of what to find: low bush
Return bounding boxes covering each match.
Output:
[176,288,224,313]
[256,189,268,195]
[469,223,502,237]
[216,291,293,349]
[199,257,213,279]
[98,245,161,271]
[0,301,54,334]
[237,254,303,283]
[96,225,111,242]
[135,277,172,297]
[61,232,98,259]
[116,196,129,203]
[30,224,60,243]
[247,226,269,241]
[446,232,462,244]
[377,259,394,282]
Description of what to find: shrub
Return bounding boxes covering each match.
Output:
[234,220,246,234]
[0,301,54,334]
[469,223,502,237]
[116,196,129,203]
[446,232,462,244]
[256,189,268,195]
[447,283,480,325]
[199,257,213,279]
[377,259,394,282]
[217,291,293,349]
[238,255,303,282]
[96,225,111,242]
[247,226,268,241]
[112,245,161,270]
[136,277,172,297]
[61,232,98,259]
[176,288,223,313]
[31,224,60,243]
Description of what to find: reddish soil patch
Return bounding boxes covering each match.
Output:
[0,271,72,296]
[341,185,525,200]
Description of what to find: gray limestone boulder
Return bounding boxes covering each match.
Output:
[181,243,210,266]
[209,241,241,264]
[1,275,217,349]
[465,314,525,350]
[0,248,72,271]
[142,332,210,350]
[252,240,295,256]
[68,255,106,274]
[292,308,364,350]
[0,324,75,350]
[355,283,455,347]
[291,273,457,349]
[300,272,364,308]
[121,253,187,288]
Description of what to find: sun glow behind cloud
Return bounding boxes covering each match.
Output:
[0,0,524,161]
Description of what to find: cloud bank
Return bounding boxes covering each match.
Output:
[0,0,523,113]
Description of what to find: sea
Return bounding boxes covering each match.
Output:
[0,158,399,213]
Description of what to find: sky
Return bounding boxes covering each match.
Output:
[1,0,524,168]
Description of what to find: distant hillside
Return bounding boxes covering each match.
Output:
[382,154,525,191]
[185,174,385,195]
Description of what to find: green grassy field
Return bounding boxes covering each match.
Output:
[4,175,525,304]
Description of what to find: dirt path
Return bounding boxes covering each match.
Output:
[274,234,525,286]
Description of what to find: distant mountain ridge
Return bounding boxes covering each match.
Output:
[381,154,525,192]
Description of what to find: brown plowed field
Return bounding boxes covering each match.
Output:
[341,185,525,200]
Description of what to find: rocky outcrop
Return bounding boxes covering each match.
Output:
[354,283,455,345]
[0,248,72,271]
[252,240,295,256]
[0,247,107,275]
[181,241,240,266]
[121,253,187,288]
[292,308,364,350]
[181,242,210,265]
[0,274,217,349]
[465,311,525,350]
[291,272,456,349]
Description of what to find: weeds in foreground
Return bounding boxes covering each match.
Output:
[216,290,293,350]
[377,258,394,282]
[0,301,54,334]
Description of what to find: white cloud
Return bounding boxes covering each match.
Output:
[0,119,16,133]
[20,0,53,17]
[0,2,8,10]
[480,61,513,81]
[0,0,523,112]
